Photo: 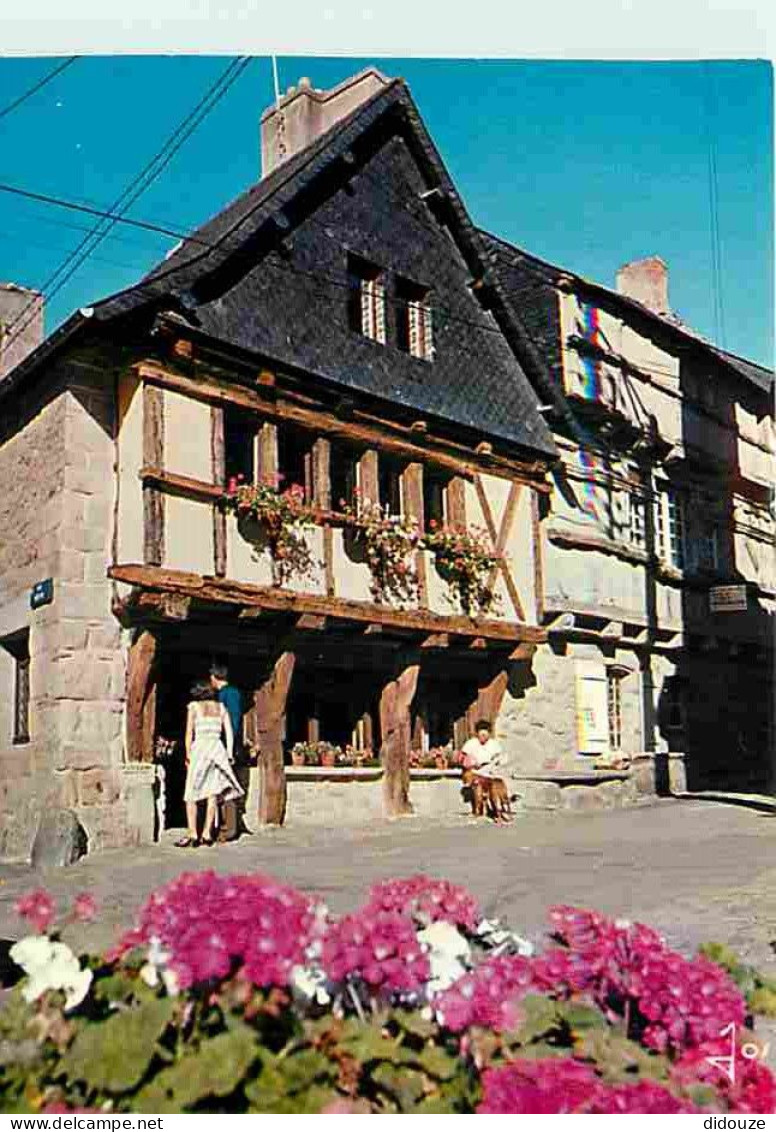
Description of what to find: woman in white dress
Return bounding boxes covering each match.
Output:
[176,680,244,848]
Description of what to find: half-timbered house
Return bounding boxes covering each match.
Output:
[0,69,570,856]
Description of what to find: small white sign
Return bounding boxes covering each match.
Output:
[709,585,748,613]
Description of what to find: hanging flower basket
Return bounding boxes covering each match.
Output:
[341,493,421,607]
[225,474,317,585]
[424,521,500,617]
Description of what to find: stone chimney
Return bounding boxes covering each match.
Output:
[615,256,669,315]
[260,67,391,178]
[0,283,44,381]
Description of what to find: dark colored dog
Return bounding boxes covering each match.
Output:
[461,768,513,823]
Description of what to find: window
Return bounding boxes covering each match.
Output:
[660,676,684,733]
[224,407,256,485]
[606,668,624,751]
[2,631,30,744]
[423,470,449,530]
[330,442,360,512]
[396,277,434,361]
[277,424,314,502]
[378,456,405,516]
[348,256,386,344]
[628,493,646,551]
[691,521,720,573]
[654,486,685,568]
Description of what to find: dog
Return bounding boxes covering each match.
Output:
[461,767,513,823]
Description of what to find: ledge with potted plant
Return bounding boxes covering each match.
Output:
[423,520,500,617]
[340,493,421,607]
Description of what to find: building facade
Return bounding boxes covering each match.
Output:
[0,68,772,859]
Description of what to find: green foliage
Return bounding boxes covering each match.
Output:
[58,997,177,1095]
[134,1024,259,1113]
[699,942,776,1017]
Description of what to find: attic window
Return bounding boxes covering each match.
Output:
[224,407,256,485]
[396,277,434,361]
[348,255,386,344]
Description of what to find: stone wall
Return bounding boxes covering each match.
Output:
[0,381,67,858]
[0,358,158,860]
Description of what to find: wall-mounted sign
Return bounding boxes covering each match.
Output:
[709,585,748,613]
[30,578,54,610]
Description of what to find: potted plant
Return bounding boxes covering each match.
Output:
[290,742,308,767]
[342,494,421,607]
[423,520,500,617]
[225,473,317,585]
[319,742,338,768]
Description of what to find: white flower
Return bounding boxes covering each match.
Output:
[474,918,534,957]
[139,936,178,996]
[290,964,331,1007]
[10,936,93,1012]
[418,921,472,995]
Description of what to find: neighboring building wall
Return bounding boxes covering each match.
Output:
[0,384,67,858]
[0,359,158,861]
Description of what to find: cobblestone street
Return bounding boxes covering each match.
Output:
[1,796,774,971]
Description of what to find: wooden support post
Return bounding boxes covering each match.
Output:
[307,711,320,744]
[475,668,509,724]
[361,710,374,752]
[403,462,428,606]
[255,651,295,826]
[126,629,157,763]
[257,422,278,482]
[211,405,227,577]
[447,476,467,527]
[379,663,419,818]
[142,385,165,565]
[358,449,379,507]
[531,489,545,624]
[312,437,331,509]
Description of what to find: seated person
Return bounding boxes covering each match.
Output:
[461,719,508,780]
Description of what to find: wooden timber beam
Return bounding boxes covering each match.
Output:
[133,361,551,491]
[379,663,419,819]
[126,629,157,763]
[255,651,296,826]
[509,642,536,662]
[421,633,449,649]
[296,613,327,631]
[108,563,548,645]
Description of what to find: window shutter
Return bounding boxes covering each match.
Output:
[421,304,434,359]
[408,301,420,357]
[360,280,373,337]
[575,659,609,754]
[373,280,386,344]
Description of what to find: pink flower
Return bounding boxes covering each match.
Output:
[673,1040,776,1114]
[15,888,56,933]
[114,871,321,991]
[366,876,481,932]
[434,954,536,1033]
[478,1057,602,1113]
[72,893,97,923]
[322,908,429,996]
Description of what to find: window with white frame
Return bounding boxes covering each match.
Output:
[396,277,434,361]
[348,256,386,345]
[653,486,685,569]
[627,492,647,551]
[692,520,720,572]
[606,667,624,751]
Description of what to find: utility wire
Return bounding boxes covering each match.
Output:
[0,57,78,122]
[0,173,706,384]
[2,57,252,351]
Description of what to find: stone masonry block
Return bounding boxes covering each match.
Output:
[78,767,122,807]
[58,584,114,620]
[562,785,606,813]
[517,781,563,809]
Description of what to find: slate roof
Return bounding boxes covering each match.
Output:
[481,230,774,396]
[80,79,569,456]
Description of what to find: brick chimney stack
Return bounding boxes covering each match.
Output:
[0,283,44,381]
[615,256,669,315]
[260,67,391,178]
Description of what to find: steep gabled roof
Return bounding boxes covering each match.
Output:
[482,230,774,396]
[4,78,571,457]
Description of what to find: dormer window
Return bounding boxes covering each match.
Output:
[348,255,386,344]
[396,277,434,361]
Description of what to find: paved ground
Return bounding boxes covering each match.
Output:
[1,796,774,975]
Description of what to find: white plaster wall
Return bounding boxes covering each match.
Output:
[225,513,274,587]
[284,525,327,596]
[331,528,373,603]
[164,496,214,577]
[116,374,144,565]
[163,389,212,482]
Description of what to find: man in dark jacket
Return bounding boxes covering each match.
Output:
[210,660,244,842]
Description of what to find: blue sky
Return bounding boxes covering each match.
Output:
[0,56,772,366]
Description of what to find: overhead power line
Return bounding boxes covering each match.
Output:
[2,57,252,353]
[0,57,78,123]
